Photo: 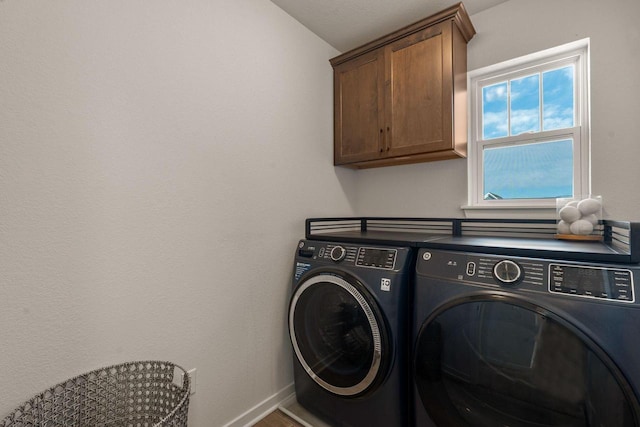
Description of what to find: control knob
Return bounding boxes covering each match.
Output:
[493,260,522,285]
[330,246,347,262]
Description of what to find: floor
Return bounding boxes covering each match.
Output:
[252,409,305,427]
[252,396,332,427]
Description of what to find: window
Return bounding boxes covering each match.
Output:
[466,39,590,210]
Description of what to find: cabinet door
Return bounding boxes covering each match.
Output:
[385,21,453,157]
[333,49,385,165]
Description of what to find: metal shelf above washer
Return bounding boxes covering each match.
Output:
[305,217,640,264]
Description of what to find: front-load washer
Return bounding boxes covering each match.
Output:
[412,248,640,426]
[289,239,413,427]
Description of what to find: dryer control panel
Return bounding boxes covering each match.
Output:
[417,249,637,304]
[549,263,634,302]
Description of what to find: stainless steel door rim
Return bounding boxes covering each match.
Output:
[289,273,383,396]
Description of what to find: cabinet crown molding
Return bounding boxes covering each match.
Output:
[330,2,475,67]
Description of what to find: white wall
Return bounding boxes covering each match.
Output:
[353,0,640,221]
[0,0,354,425]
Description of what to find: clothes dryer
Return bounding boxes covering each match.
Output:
[289,239,413,427]
[412,248,640,426]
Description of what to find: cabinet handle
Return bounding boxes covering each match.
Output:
[386,127,390,151]
[380,129,384,153]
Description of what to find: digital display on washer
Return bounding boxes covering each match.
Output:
[356,248,396,269]
[549,264,634,302]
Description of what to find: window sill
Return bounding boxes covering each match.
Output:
[461,204,557,219]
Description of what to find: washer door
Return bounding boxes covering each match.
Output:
[414,296,640,426]
[289,272,389,397]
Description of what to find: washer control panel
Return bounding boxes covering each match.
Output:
[297,241,398,270]
[417,249,636,304]
[355,247,397,269]
[330,245,347,262]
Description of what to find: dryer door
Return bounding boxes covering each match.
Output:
[414,296,640,426]
[289,272,389,397]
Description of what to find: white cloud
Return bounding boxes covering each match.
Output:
[510,108,539,135]
[484,84,507,102]
[543,104,573,130]
[482,111,508,138]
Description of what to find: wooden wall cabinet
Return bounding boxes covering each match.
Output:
[330,3,476,169]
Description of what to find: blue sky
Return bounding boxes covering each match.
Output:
[482,65,574,199]
[484,140,573,199]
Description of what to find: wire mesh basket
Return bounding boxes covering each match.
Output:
[0,360,190,427]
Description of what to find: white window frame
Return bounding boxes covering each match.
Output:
[465,39,590,213]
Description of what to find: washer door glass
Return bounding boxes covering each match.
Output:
[289,273,387,396]
[414,298,640,426]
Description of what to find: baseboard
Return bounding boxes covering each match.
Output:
[222,383,295,427]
